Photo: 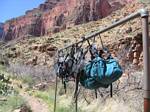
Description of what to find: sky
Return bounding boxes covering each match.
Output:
[0,0,45,23]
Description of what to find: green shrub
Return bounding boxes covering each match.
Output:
[0,73,14,96]
[0,95,26,112]
[0,81,13,95]
[57,106,82,112]
[33,88,83,112]
[21,76,35,88]
[138,0,150,3]
[33,90,54,111]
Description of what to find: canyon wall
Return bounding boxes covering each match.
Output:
[3,0,134,41]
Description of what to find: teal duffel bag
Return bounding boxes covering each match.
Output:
[102,56,123,85]
[80,76,109,89]
[80,55,123,89]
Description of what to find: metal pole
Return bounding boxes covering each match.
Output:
[58,10,142,52]
[54,76,58,112]
[141,9,150,112]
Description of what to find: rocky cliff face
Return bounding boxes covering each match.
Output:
[2,0,144,67]
[0,23,4,39]
[3,0,114,41]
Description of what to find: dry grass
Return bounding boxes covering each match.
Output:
[6,63,56,89]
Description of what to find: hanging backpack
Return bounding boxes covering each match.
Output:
[80,55,122,89]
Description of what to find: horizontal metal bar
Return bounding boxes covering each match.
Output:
[58,9,147,52]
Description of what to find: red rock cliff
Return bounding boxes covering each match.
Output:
[3,0,115,41]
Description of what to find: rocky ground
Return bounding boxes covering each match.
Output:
[19,92,50,112]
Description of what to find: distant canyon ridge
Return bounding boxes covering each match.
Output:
[0,0,134,41]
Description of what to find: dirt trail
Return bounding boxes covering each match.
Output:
[20,92,50,112]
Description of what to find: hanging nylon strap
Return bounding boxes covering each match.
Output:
[98,34,110,56]
[99,34,105,50]
[110,84,113,97]
[86,38,96,59]
[95,89,98,99]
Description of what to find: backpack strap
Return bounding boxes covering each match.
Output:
[110,83,113,97]
[74,72,80,98]
[74,82,81,112]
[95,89,98,99]
[99,34,104,50]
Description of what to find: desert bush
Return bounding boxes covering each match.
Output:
[32,89,54,111]
[138,0,150,3]
[33,88,83,112]
[7,63,55,86]
[0,73,14,96]
[0,54,9,67]
[0,81,12,96]
[0,95,27,112]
